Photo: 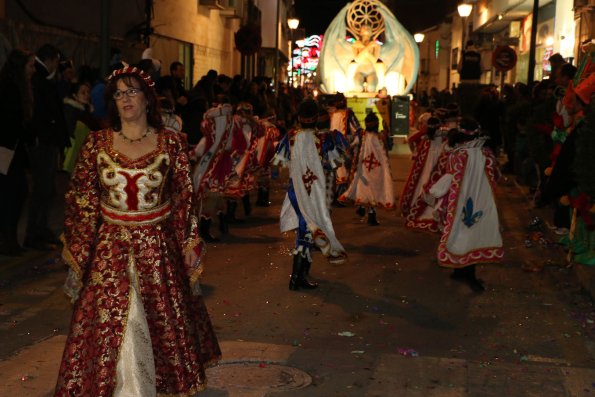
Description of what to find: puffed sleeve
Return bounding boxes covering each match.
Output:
[61,131,101,300]
[167,131,205,289]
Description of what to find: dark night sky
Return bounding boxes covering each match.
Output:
[294,0,459,36]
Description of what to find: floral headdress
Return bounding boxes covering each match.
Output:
[108,66,155,88]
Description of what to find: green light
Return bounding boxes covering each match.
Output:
[435,40,439,59]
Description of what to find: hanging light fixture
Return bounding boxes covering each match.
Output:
[457,3,473,18]
[288,17,300,30]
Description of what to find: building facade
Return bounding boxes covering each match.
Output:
[0,0,292,88]
[417,0,591,92]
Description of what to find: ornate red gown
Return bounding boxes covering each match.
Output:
[54,129,221,396]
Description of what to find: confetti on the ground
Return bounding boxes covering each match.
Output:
[397,348,418,357]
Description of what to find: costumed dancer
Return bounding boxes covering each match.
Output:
[254,115,281,207]
[406,112,457,232]
[339,112,394,225]
[400,117,447,220]
[55,66,220,396]
[329,92,362,205]
[423,118,503,292]
[190,103,246,241]
[223,102,261,223]
[316,107,350,211]
[273,99,347,291]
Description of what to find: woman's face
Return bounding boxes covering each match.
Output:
[76,84,91,104]
[114,78,148,124]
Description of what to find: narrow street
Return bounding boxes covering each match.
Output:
[2,152,595,396]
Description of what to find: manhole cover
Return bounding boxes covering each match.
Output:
[206,362,312,393]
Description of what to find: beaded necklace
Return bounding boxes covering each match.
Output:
[118,128,153,143]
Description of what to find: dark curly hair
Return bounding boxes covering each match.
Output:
[448,118,481,147]
[105,73,163,131]
[425,117,441,139]
[298,99,319,128]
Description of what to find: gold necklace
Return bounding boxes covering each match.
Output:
[118,128,152,143]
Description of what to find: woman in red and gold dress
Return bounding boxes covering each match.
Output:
[54,66,220,396]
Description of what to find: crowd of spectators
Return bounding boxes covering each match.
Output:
[0,43,314,255]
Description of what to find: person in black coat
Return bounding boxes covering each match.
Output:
[24,44,69,250]
[0,49,35,255]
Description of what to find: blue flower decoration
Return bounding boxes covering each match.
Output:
[462,197,483,227]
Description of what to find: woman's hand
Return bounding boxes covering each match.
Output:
[184,249,199,269]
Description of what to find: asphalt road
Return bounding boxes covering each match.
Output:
[2,152,595,396]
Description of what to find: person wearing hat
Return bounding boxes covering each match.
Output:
[339,112,395,225]
[55,66,220,396]
[423,118,503,292]
[273,99,347,291]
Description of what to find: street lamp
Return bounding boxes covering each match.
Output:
[414,33,425,99]
[458,3,472,51]
[288,17,300,87]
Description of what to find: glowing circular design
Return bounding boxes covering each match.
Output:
[346,0,385,41]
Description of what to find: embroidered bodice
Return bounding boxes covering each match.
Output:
[98,151,170,211]
[98,132,173,224]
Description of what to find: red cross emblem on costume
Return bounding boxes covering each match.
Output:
[362,152,381,172]
[302,167,318,195]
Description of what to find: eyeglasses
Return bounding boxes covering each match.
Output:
[113,88,141,100]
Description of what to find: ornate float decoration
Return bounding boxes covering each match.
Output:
[318,0,419,96]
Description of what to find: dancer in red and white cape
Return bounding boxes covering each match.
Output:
[399,117,447,229]
[400,117,447,219]
[424,118,503,292]
[339,112,394,225]
[190,103,246,241]
[223,102,262,223]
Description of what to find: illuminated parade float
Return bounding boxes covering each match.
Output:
[318,0,420,97]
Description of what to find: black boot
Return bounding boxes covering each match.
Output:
[332,185,346,208]
[218,211,229,234]
[464,265,485,292]
[256,187,270,207]
[199,217,219,243]
[242,193,252,217]
[289,254,318,290]
[367,209,380,226]
[356,206,366,217]
[225,200,244,224]
[450,265,484,292]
